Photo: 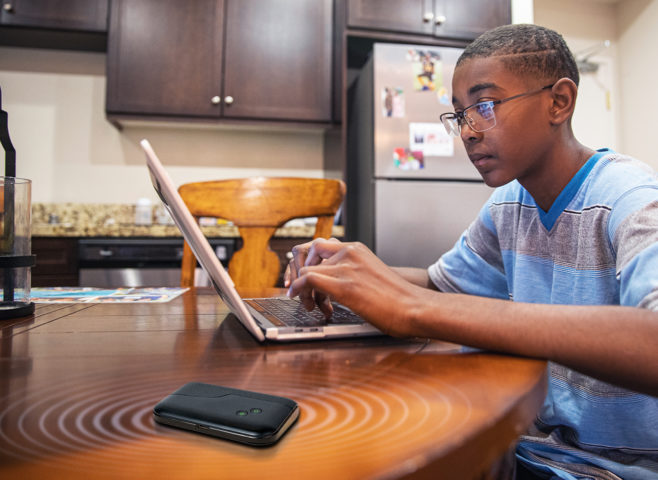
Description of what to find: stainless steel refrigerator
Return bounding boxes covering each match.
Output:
[346,42,492,268]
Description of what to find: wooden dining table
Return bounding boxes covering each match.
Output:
[0,287,547,479]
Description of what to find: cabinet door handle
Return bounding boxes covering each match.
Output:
[435,14,447,26]
[2,3,14,12]
[224,95,234,105]
[211,95,221,105]
[422,12,434,23]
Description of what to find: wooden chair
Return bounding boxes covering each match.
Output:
[178,177,346,289]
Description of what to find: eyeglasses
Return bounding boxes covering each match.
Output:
[439,84,554,136]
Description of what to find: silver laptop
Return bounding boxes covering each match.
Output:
[141,139,382,342]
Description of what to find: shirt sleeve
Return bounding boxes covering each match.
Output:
[428,200,509,299]
[609,187,658,311]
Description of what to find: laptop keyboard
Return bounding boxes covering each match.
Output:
[248,298,363,327]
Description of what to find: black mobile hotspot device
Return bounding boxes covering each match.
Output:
[153,382,299,446]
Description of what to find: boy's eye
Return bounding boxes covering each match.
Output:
[474,101,495,120]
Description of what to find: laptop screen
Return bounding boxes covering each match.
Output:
[141,139,266,341]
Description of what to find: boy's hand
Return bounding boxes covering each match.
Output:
[287,239,423,337]
[284,238,340,318]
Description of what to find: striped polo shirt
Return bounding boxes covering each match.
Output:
[428,149,658,479]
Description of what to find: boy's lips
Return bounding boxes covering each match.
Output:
[469,152,494,169]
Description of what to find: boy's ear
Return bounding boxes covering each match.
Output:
[548,78,578,126]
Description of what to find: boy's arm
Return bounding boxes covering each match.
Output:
[288,240,658,397]
[405,288,658,397]
[391,267,438,290]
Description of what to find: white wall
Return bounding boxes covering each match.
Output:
[617,0,658,165]
[0,47,326,204]
[533,0,658,171]
[533,0,620,154]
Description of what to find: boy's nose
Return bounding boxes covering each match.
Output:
[460,122,481,143]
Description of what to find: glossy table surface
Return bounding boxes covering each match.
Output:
[0,288,547,479]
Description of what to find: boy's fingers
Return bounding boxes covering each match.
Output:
[305,238,344,266]
[316,292,334,318]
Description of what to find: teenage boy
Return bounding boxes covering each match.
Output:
[286,24,658,480]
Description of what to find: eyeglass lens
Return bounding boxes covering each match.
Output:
[441,102,497,136]
[441,116,460,136]
[466,102,496,132]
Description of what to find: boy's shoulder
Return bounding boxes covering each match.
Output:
[585,151,658,204]
[487,151,658,208]
[594,151,656,182]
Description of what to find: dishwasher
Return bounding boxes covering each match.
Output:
[78,238,234,287]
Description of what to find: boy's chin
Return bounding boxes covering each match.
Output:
[480,172,513,188]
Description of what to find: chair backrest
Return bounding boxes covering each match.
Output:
[178,177,346,289]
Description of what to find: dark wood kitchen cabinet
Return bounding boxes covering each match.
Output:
[31,237,79,287]
[434,0,511,39]
[346,0,510,40]
[346,0,434,36]
[0,0,108,31]
[106,0,224,118]
[0,0,108,50]
[106,0,333,123]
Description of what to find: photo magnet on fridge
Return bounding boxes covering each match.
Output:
[382,86,405,118]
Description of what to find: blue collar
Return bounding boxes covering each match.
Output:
[537,148,611,231]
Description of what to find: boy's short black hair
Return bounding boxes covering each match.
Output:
[457,24,580,86]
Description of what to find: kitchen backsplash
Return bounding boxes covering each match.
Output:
[33,202,144,228]
[31,203,343,239]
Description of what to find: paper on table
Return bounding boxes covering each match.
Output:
[30,287,189,303]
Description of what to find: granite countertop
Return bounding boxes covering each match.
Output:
[31,203,344,238]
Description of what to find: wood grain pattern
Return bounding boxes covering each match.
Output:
[178,178,346,289]
[0,288,547,479]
